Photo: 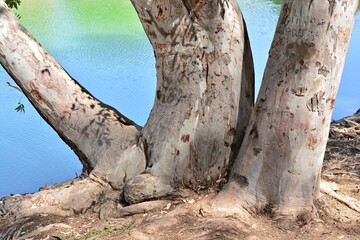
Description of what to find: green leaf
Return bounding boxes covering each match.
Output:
[5,0,21,10]
[15,102,25,113]
[15,12,21,19]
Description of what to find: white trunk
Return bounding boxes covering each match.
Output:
[130,0,254,191]
[215,0,358,218]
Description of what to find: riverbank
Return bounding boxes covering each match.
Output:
[1,110,359,239]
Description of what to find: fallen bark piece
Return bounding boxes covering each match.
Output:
[111,200,171,218]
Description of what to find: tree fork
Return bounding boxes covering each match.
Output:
[212,0,358,220]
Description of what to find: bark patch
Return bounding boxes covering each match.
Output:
[181,134,190,143]
[29,82,42,102]
[249,123,258,139]
[41,68,51,76]
[253,147,262,156]
[318,65,330,77]
[280,3,290,25]
[306,91,326,115]
[307,133,318,150]
[292,87,307,97]
[232,173,249,188]
[286,42,316,61]
[328,0,336,16]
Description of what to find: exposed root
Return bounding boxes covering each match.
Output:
[320,180,360,213]
[111,200,171,218]
[209,182,318,230]
[181,218,251,240]
[0,218,33,240]
[126,194,255,240]
[0,173,124,239]
[124,174,173,204]
[206,183,254,219]
[0,173,115,220]
[17,223,72,240]
[0,214,74,240]
[270,207,315,230]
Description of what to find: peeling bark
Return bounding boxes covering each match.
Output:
[214,0,358,219]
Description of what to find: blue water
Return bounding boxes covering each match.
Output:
[0,1,359,197]
[336,13,360,118]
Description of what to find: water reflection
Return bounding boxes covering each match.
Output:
[0,1,358,197]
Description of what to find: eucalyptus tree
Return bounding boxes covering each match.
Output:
[0,0,357,223]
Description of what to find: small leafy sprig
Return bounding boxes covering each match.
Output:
[7,82,25,113]
[5,0,21,19]
[15,102,25,113]
[5,0,21,9]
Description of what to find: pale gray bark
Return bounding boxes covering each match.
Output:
[130,0,254,193]
[0,2,146,189]
[213,0,358,218]
[1,0,356,224]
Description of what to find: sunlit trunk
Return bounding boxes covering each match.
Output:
[214,0,358,219]
[1,0,356,226]
[125,0,254,202]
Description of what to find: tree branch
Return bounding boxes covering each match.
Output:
[0,2,146,188]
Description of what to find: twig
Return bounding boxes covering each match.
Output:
[328,171,358,176]
[320,181,360,213]
[6,82,22,92]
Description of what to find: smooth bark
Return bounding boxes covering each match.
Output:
[214,0,358,218]
[130,0,254,193]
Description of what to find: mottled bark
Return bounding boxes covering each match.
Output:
[214,0,358,218]
[130,0,254,193]
[1,0,356,224]
[0,2,146,190]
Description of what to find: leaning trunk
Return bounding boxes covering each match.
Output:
[130,0,254,192]
[0,2,146,190]
[215,0,358,218]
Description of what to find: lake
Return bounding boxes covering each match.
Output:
[0,0,359,197]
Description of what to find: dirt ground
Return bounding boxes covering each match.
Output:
[1,177,359,240]
[1,113,359,240]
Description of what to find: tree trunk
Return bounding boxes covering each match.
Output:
[213,0,358,219]
[127,0,254,198]
[1,0,357,226]
[0,1,146,190]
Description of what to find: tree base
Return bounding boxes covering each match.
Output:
[123,173,174,204]
[207,181,318,228]
[2,184,359,240]
[206,187,253,219]
[0,173,118,220]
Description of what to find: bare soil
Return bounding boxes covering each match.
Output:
[1,112,359,240]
